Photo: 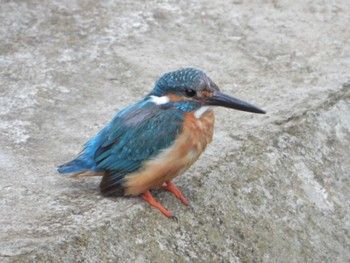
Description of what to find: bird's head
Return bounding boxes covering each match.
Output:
[149,68,265,114]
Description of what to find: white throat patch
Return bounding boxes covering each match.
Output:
[150,95,169,105]
[194,106,211,119]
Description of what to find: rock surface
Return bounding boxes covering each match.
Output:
[1,0,350,262]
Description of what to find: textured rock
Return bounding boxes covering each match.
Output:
[1,0,349,262]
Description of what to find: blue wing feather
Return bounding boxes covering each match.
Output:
[58,96,185,195]
[95,98,184,195]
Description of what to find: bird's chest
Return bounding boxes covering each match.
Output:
[182,110,215,154]
[123,110,214,195]
[152,110,215,179]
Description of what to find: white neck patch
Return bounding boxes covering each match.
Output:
[194,106,211,119]
[150,95,169,105]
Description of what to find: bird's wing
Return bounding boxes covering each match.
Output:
[92,98,184,195]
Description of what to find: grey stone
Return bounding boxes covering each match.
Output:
[1,0,349,262]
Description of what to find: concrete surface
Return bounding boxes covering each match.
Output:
[1,0,350,262]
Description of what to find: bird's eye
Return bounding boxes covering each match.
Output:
[185,89,196,97]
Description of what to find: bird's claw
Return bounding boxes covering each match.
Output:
[170,215,178,222]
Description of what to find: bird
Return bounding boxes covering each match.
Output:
[58,68,265,219]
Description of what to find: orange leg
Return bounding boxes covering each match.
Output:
[141,190,177,220]
[161,181,189,206]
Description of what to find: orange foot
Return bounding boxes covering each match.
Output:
[161,180,189,206]
[141,190,177,220]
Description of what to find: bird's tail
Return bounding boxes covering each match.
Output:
[57,155,97,174]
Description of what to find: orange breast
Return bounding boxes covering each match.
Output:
[123,110,215,196]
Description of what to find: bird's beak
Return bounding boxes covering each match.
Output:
[204,91,266,114]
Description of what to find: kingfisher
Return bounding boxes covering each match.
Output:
[58,68,265,219]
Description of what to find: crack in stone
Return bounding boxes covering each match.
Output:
[273,82,350,127]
